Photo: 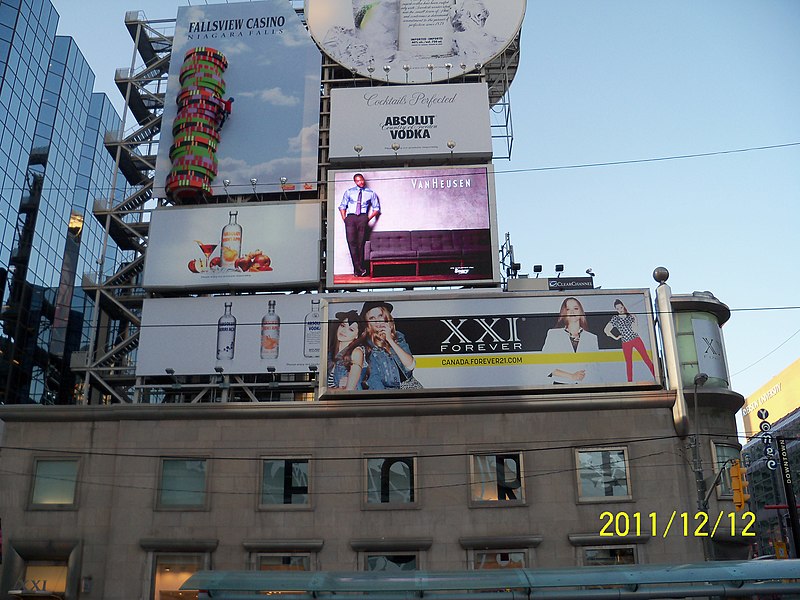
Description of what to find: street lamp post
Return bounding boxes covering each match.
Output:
[691,372,710,559]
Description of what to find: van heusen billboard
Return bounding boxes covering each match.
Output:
[142,201,321,291]
[320,290,660,397]
[153,0,321,198]
[137,295,322,376]
[329,83,492,164]
[326,166,499,288]
[305,0,526,85]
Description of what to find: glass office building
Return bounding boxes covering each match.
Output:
[0,0,126,404]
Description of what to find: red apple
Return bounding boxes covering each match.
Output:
[210,256,221,269]
[188,259,199,273]
[235,257,252,272]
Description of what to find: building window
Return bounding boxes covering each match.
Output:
[366,457,416,505]
[153,553,207,600]
[255,554,312,571]
[576,448,631,501]
[470,453,524,503]
[30,458,79,508]
[365,554,417,571]
[582,546,637,566]
[472,550,527,569]
[15,561,68,594]
[158,458,208,509]
[712,443,741,497]
[260,458,309,507]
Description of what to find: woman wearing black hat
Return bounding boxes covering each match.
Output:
[361,301,416,390]
[328,310,368,390]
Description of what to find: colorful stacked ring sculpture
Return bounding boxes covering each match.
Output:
[166,47,229,201]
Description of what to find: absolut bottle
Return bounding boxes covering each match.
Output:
[303,298,322,358]
[261,300,280,359]
[220,210,242,270]
[216,302,236,360]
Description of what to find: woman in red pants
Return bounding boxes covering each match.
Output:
[604,299,655,382]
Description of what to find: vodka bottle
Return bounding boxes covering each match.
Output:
[216,302,236,360]
[220,210,242,270]
[303,298,322,358]
[261,300,280,359]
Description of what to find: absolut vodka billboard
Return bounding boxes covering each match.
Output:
[153,0,321,198]
[305,0,526,85]
[329,83,492,163]
[320,290,660,397]
[137,295,323,376]
[143,201,321,291]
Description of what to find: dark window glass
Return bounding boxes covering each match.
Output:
[366,457,414,504]
[0,22,13,42]
[260,459,309,506]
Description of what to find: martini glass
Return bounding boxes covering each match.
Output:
[196,240,217,270]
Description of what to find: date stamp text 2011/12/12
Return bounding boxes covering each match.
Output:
[599,511,756,538]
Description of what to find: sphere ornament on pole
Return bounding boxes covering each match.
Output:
[653,266,669,284]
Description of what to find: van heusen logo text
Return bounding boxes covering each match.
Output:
[188,16,285,38]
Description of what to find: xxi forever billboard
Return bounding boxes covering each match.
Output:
[327,166,498,288]
[153,0,321,198]
[320,290,660,397]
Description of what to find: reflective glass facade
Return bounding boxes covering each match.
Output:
[0,0,125,404]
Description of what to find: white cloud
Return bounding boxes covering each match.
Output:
[240,87,299,107]
[219,41,251,57]
[288,125,319,154]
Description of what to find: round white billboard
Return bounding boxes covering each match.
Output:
[305,0,526,84]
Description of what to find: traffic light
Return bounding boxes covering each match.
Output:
[729,459,750,512]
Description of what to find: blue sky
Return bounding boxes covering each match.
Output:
[51,1,800,404]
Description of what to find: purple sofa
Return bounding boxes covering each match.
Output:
[364,229,491,277]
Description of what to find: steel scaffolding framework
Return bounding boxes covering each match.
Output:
[74,9,520,405]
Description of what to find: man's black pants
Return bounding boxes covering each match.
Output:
[344,213,369,275]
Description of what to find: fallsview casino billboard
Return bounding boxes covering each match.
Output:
[137,295,323,376]
[326,166,498,288]
[143,202,321,291]
[305,0,526,84]
[153,0,321,198]
[329,83,492,163]
[320,290,660,397]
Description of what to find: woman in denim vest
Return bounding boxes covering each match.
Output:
[361,301,416,390]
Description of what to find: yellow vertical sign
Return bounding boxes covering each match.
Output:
[774,540,788,559]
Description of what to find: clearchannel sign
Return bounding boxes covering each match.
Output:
[153,0,321,198]
[547,277,594,291]
[329,83,492,163]
[305,0,526,84]
[320,289,660,397]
